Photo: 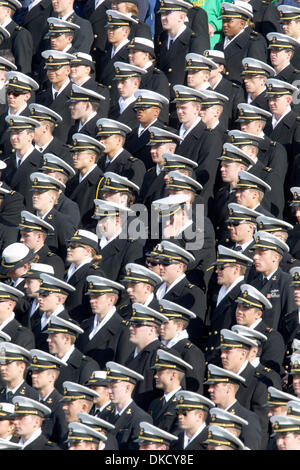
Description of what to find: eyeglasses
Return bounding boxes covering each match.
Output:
[146,259,160,267]
[215,264,232,271]
[129,322,152,328]
[7,90,24,97]
[67,243,86,250]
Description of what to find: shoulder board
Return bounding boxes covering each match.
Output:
[0,387,5,393]
[82,355,87,359]
[294,69,300,74]
[250,31,258,37]
[3,157,9,162]
[10,190,15,195]
[296,116,300,121]
[81,319,89,325]
[270,141,276,146]
[289,258,297,264]
[47,251,54,257]
[188,283,195,289]
[129,156,137,161]
[17,324,23,330]
[191,32,195,36]
[15,25,22,30]
[122,320,129,326]
[264,167,272,172]
[266,327,273,332]
[154,67,160,72]
[185,341,192,349]
[232,82,239,88]
[264,367,271,372]
[46,441,57,447]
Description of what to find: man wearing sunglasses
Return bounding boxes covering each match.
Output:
[204,245,253,365]
[125,303,168,412]
[226,203,260,258]
[171,390,214,450]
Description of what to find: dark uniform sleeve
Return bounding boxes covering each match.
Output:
[12,25,34,74]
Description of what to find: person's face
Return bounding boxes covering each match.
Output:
[252,248,278,273]
[293,374,300,397]
[69,440,97,450]
[235,304,261,327]
[295,208,300,223]
[50,33,72,51]
[268,95,291,116]
[160,10,184,31]
[177,409,201,431]
[47,65,70,85]
[276,432,300,451]
[139,443,165,450]
[228,221,253,244]
[0,299,13,318]
[99,134,120,154]
[215,263,238,286]
[159,261,182,284]
[135,106,158,125]
[207,382,228,404]
[294,287,300,307]
[24,278,41,298]
[240,120,264,135]
[160,319,179,342]
[31,369,54,390]
[186,70,209,89]
[116,77,138,99]
[9,129,33,150]
[107,26,129,45]
[235,188,257,207]
[107,380,128,404]
[0,360,24,383]
[0,418,14,439]
[269,49,290,68]
[267,405,287,418]
[69,101,89,120]
[111,1,128,13]
[281,19,300,38]
[69,65,91,82]
[34,122,48,143]
[19,230,40,251]
[62,399,85,423]
[14,414,37,438]
[72,150,95,171]
[102,191,129,206]
[199,105,219,125]
[66,242,91,264]
[154,368,173,390]
[243,75,266,94]
[47,332,68,355]
[129,323,153,346]
[221,347,244,371]
[6,90,30,110]
[89,293,112,315]
[8,265,28,282]
[96,216,117,239]
[150,143,168,165]
[176,102,199,124]
[32,189,56,212]
[145,257,161,275]
[219,161,243,184]
[38,292,60,313]
[128,49,149,67]
[222,18,245,37]
[0,5,10,22]
[51,0,72,15]
[207,444,232,450]
[126,282,150,303]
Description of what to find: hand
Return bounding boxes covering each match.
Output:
[208,23,215,37]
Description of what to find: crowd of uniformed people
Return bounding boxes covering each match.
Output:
[0,0,299,451]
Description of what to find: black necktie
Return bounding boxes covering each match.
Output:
[234,245,242,251]
[6,391,13,403]
[53,91,58,99]
[169,39,173,49]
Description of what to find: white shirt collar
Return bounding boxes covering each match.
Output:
[28,0,42,11]
[78,111,97,131]
[60,11,74,20]
[249,318,262,330]
[161,328,189,348]
[35,136,54,153]
[16,145,35,165]
[272,105,291,129]
[237,360,249,375]
[118,94,136,114]
[168,24,186,48]
[6,380,24,395]
[52,78,70,99]
[66,257,92,281]
[0,312,15,330]
[143,60,153,70]
[89,307,116,340]
[223,26,246,49]
[8,103,27,116]
[115,398,133,416]
[79,163,97,183]
[111,39,129,58]
[144,292,154,306]
[105,147,123,166]
[138,118,157,137]
[184,423,206,448]
[99,227,122,249]
[216,276,244,306]
[166,274,186,294]
[164,386,182,403]
[19,428,42,448]
[179,116,201,139]
[60,344,75,363]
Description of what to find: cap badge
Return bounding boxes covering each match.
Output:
[243,290,248,298]
[179,395,184,404]
[294,272,300,281]
[32,355,38,364]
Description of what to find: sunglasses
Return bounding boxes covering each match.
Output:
[215,264,232,271]
[146,259,160,267]
[129,322,153,328]
[67,243,86,249]
[7,90,24,97]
